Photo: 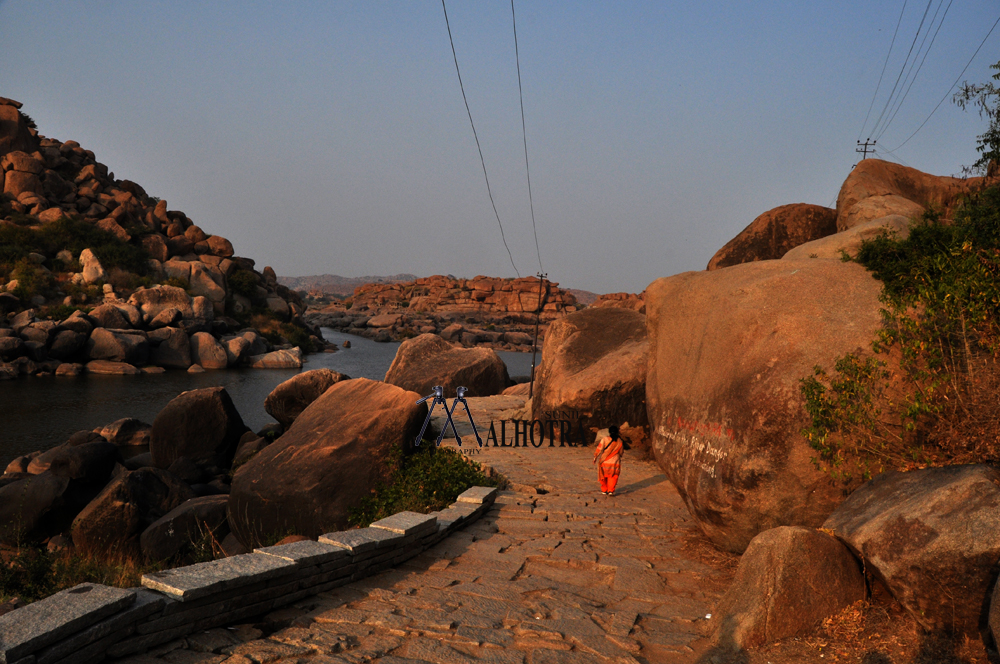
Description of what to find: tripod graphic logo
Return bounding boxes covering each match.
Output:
[414,386,484,447]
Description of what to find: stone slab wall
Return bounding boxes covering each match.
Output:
[0,487,497,664]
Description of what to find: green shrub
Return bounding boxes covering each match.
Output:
[228,269,260,300]
[801,184,1000,478]
[0,216,149,277]
[349,445,502,526]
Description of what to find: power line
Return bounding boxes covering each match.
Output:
[510,0,542,274]
[875,0,953,141]
[441,0,520,277]
[859,0,908,141]
[886,11,1000,152]
[868,0,935,140]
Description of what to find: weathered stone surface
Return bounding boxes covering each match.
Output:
[85,328,148,365]
[59,310,94,335]
[708,203,838,270]
[713,526,864,649]
[85,360,141,375]
[71,467,196,556]
[0,584,135,664]
[189,331,227,370]
[0,472,69,544]
[532,307,647,442]
[263,368,350,428]
[229,378,426,546]
[646,259,883,552]
[206,235,234,257]
[783,215,913,261]
[370,511,437,537]
[318,527,404,553]
[149,326,191,369]
[79,248,105,284]
[4,170,42,198]
[88,303,132,329]
[0,104,38,158]
[385,333,509,397]
[128,285,194,320]
[254,539,350,566]
[140,495,230,562]
[248,348,302,369]
[141,553,296,601]
[824,465,1000,635]
[25,441,117,489]
[836,158,985,231]
[150,387,248,469]
[457,486,499,504]
[224,335,250,366]
[149,307,182,329]
[47,330,86,360]
[96,418,151,446]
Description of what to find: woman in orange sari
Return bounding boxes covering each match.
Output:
[593,425,624,496]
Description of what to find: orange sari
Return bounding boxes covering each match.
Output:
[594,436,623,492]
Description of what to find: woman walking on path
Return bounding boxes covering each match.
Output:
[593,425,624,496]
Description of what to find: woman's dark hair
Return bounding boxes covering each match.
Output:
[608,425,620,441]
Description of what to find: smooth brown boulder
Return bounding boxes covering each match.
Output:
[85,328,149,365]
[248,348,302,369]
[385,333,509,398]
[48,329,87,360]
[89,303,132,329]
[97,418,152,446]
[0,472,69,544]
[782,215,912,261]
[228,378,425,546]
[835,159,984,231]
[264,369,351,428]
[0,103,38,158]
[189,331,227,370]
[713,526,865,649]
[128,285,194,320]
[150,387,248,470]
[149,327,192,369]
[139,495,230,562]
[70,468,196,556]
[85,360,141,375]
[707,203,838,270]
[25,441,117,486]
[646,259,883,553]
[824,465,1000,636]
[532,307,648,441]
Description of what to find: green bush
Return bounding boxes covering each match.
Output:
[228,269,260,300]
[801,183,1000,478]
[349,445,502,527]
[0,216,149,277]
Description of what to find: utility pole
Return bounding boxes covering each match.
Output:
[528,271,547,401]
[856,139,876,160]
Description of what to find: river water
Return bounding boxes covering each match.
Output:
[0,329,540,464]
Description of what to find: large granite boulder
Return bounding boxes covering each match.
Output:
[48,329,87,360]
[70,467,196,556]
[835,159,985,231]
[189,331,227,370]
[85,328,149,365]
[128,285,195,321]
[707,203,838,270]
[148,326,192,369]
[824,465,1000,636]
[646,259,883,553]
[782,215,912,261]
[713,526,864,649]
[531,307,648,442]
[264,368,351,428]
[0,100,38,158]
[96,418,152,446]
[385,333,509,398]
[0,472,69,544]
[140,495,230,562]
[149,387,248,470]
[228,378,426,546]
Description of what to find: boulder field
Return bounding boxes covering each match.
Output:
[0,370,424,563]
[0,97,324,377]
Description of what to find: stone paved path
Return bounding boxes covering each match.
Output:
[116,398,734,664]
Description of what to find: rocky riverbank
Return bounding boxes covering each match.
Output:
[0,97,326,379]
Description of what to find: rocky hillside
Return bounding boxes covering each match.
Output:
[0,97,325,377]
[306,274,579,350]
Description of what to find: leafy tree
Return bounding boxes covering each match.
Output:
[954,60,1000,175]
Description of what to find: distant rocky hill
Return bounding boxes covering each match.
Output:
[279,273,418,297]
[0,96,324,378]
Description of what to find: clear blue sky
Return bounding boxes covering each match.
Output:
[1,1,997,294]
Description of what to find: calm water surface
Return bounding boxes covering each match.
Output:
[0,329,538,463]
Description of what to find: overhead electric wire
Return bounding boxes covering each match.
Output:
[441,0,520,277]
[875,0,953,141]
[859,0,908,141]
[868,0,935,140]
[886,11,1000,152]
[510,0,542,274]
